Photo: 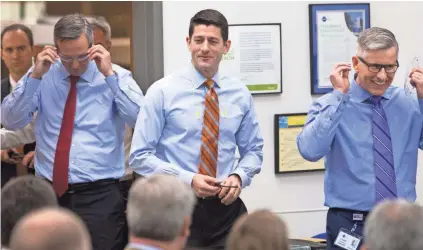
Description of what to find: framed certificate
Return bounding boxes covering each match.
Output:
[219,23,282,94]
[274,113,325,174]
[309,3,370,94]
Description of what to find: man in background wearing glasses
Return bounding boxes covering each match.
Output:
[297,27,423,250]
[1,14,143,250]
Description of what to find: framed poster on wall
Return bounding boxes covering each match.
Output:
[219,23,282,94]
[309,3,370,94]
[274,113,325,174]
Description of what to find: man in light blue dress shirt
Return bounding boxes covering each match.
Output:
[1,14,143,250]
[130,9,264,249]
[297,27,423,250]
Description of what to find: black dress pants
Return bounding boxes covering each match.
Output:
[186,196,247,249]
[58,179,127,250]
[1,162,16,187]
[326,208,369,250]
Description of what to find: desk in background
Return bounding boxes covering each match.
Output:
[290,239,326,250]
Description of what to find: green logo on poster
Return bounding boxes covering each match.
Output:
[222,48,235,61]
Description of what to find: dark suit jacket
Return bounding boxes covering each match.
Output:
[1,77,17,186]
[1,77,11,105]
[1,76,37,184]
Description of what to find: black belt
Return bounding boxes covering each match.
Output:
[329,207,370,216]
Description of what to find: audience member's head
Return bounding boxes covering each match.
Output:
[1,176,58,247]
[127,174,196,250]
[9,207,92,250]
[361,199,423,250]
[226,209,289,250]
[89,16,112,51]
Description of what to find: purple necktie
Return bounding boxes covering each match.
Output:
[370,96,397,203]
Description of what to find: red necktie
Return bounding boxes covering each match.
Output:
[198,79,219,177]
[53,75,79,196]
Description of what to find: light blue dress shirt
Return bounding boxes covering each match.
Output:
[297,80,423,211]
[129,64,264,187]
[1,60,143,183]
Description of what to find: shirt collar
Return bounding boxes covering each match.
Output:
[57,60,97,83]
[349,79,393,103]
[9,75,18,90]
[190,63,221,89]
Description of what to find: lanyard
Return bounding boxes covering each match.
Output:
[351,222,358,233]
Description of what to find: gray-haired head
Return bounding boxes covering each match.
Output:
[54,14,93,48]
[1,176,58,247]
[356,27,399,57]
[89,16,111,42]
[364,199,423,250]
[127,174,196,242]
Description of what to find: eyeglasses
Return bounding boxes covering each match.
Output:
[357,56,399,74]
[404,57,422,95]
[58,52,90,63]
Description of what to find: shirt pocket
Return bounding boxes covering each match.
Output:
[166,107,202,137]
[219,102,244,139]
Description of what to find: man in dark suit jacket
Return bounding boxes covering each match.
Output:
[1,24,35,186]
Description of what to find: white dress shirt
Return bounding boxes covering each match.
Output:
[1,118,35,149]
[9,75,18,90]
[1,76,36,150]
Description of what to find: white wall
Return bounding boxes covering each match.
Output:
[162,1,423,238]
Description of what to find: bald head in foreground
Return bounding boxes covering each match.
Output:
[9,208,92,250]
[361,199,423,250]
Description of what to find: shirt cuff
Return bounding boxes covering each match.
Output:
[105,73,119,95]
[231,169,248,189]
[325,89,350,119]
[179,170,196,186]
[315,90,350,138]
[418,98,423,115]
[25,77,42,97]
[327,89,350,107]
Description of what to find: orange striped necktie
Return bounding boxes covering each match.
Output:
[198,79,219,177]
